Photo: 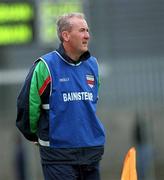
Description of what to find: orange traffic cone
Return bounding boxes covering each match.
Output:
[121,147,137,180]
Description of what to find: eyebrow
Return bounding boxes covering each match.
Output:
[79,27,89,31]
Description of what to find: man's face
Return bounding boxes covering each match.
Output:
[66,17,90,55]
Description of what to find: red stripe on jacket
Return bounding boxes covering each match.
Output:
[39,76,51,95]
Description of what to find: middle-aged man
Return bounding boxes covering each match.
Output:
[16,12,106,180]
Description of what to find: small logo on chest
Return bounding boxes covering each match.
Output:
[59,77,70,82]
[86,75,95,88]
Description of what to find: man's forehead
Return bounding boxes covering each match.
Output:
[69,17,88,28]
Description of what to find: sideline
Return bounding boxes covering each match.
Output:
[0,69,28,85]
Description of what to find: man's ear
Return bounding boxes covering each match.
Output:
[62,31,70,42]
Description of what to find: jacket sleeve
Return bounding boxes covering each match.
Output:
[29,60,50,134]
[16,60,50,141]
[16,62,38,141]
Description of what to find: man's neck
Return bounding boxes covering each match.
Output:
[57,43,91,64]
[63,43,81,61]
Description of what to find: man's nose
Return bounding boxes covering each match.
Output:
[84,31,90,39]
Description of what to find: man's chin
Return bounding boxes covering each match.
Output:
[82,47,88,52]
[79,47,88,55]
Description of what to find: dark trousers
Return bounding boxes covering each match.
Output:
[42,162,100,180]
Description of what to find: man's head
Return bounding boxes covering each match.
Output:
[57,13,90,59]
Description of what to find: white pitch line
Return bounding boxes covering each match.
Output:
[0,69,28,85]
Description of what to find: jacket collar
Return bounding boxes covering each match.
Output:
[56,44,91,65]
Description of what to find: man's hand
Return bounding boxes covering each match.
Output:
[33,141,39,146]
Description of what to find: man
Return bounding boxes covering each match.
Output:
[16,13,105,180]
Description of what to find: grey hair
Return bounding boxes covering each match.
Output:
[56,12,85,42]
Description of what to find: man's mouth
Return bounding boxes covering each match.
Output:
[82,41,88,45]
